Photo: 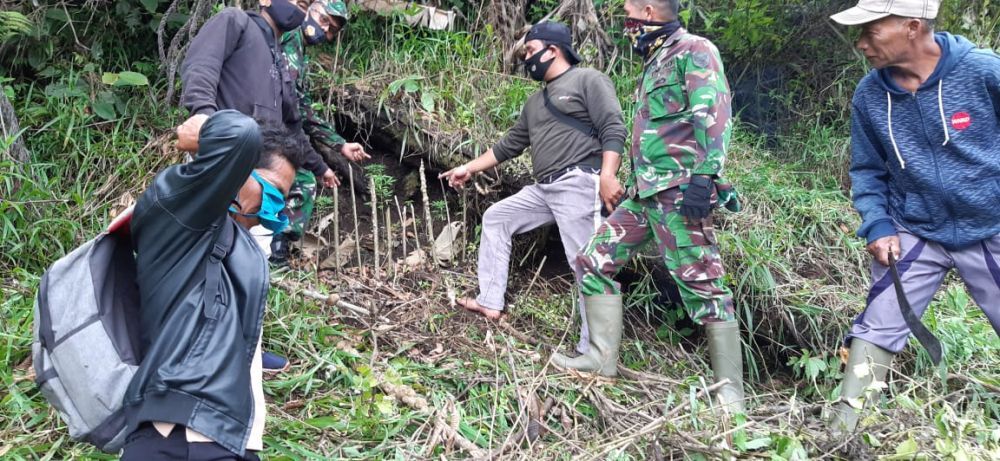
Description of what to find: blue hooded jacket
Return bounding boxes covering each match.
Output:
[850,33,1000,250]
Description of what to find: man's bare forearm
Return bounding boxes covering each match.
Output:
[600,150,621,177]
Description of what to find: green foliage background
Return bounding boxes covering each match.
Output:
[1,1,999,459]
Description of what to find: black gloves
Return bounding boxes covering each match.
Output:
[679,175,714,221]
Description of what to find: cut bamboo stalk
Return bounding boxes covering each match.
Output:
[385,204,393,280]
[333,184,340,271]
[273,279,369,316]
[460,189,467,262]
[409,203,421,260]
[438,176,452,226]
[394,196,407,263]
[419,161,437,265]
[370,176,379,279]
[349,166,362,267]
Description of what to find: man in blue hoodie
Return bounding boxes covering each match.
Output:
[829,0,1000,433]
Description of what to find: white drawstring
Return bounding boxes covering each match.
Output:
[887,92,907,169]
[938,80,950,146]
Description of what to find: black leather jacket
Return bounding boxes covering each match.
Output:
[123,111,268,455]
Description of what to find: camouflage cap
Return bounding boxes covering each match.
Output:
[316,0,349,23]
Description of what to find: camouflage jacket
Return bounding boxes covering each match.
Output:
[281,29,348,152]
[629,28,738,210]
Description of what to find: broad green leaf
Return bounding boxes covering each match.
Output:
[92,100,116,120]
[895,438,918,456]
[102,72,119,85]
[403,79,419,93]
[420,91,435,112]
[305,416,345,429]
[375,397,395,416]
[114,71,149,87]
[806,356,827,379]
[744,437,771,450]
[140,0,159,13]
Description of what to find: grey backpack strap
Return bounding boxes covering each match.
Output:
[542,87,597,138]
[203,219,235,319]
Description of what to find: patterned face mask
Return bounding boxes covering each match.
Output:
[624,18,680,57]
[302,14,328,45]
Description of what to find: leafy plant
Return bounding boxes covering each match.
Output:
[430,199,448,220]
[0,10,32,43]
[365,163,396,203]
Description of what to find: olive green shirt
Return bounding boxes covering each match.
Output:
[492,67,626,179]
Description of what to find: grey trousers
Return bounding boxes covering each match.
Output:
[848,225,1000,353]
[475,169,603,352]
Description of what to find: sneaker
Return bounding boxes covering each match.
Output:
[262,351,290,374]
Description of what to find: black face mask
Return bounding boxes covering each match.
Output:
[523,46,555,82]
[265,0,306,33]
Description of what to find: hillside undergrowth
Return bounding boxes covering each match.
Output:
[2,1,999,460]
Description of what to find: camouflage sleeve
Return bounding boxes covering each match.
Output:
[299,76,347,149]
[683,41,732,176]
[283,30,347,150]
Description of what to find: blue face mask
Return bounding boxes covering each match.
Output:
[229,171,289,233]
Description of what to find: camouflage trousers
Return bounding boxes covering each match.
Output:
[577,187,735,323]
[284,169,317,239]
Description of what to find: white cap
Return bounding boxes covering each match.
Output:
[830,0,940,26]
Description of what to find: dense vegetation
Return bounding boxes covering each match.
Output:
[2,1,999,459]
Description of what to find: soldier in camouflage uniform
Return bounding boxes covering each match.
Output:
[273,0,371,263]
[551,0,746,414]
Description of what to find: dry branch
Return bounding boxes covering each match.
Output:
[582,379,734,460]
[272,278,369,316]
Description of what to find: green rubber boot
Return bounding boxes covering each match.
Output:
[550,294,623,377]
[706,320,746,414]
[830,339,894,433]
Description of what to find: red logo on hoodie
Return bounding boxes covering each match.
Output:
[951,112,972,130]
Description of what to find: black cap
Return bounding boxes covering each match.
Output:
[525,21,582,65]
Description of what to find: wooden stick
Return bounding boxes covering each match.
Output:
[409,203,422,260]
[333,184,340,272]
[460,189,468,261]
[395,196,407,264]
[439,176,452,225]
[581,380,732,460]
[370,177,379,278]
[272,279,369,316]
[350,166,362,267]
[524,255,547,295]
[419,161,437,266]
[385,205,393,280]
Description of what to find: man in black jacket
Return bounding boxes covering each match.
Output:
[179,0,336,189]
[121,111,306,459]
[178,0,327,371]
